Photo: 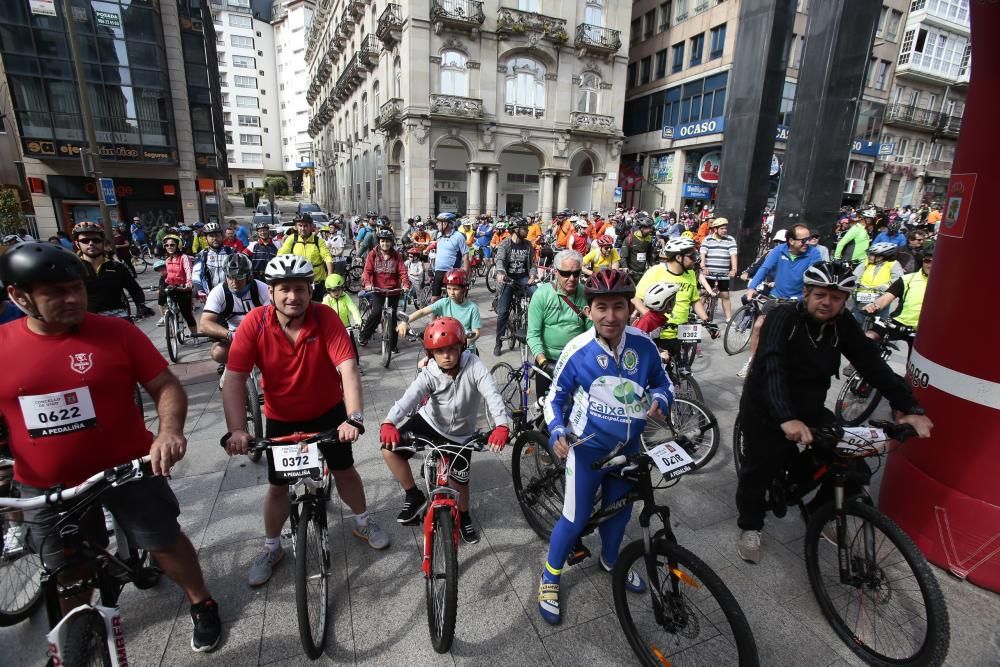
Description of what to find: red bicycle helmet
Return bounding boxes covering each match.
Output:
[407,246,422,256]
[584,268,636,303]
[423,316,466,351]
[596,234,614,248]
[444,268,468,287]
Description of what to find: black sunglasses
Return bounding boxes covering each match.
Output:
[78,237,103,245]
[557,269,582,278]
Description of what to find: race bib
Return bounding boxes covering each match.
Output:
[837,426,888,453]
[647,441,695,480]
[678,324,701,341]
[270,443,322,474]
[18,387,97,438]
[855,291,878,305]
[636,252,647,264]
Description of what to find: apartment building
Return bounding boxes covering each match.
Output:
[305,0,631,222]
[272,0,317,194]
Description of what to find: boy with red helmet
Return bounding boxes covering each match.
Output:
[397,268,482,354]
[379,317,509,543]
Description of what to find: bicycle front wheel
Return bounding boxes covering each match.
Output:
[834,372,883,426]
[380,313,392,369]
[295,501,330,659]
[165,312,180,363]
[671,371,703,403]
[511,430,565,540]
[347,265,363,293]
[245,376,264,443]
[426,507,458,654]
[488,362,521,428]
[485,265,497,293]
[62,608,113,666]
[614,539,759,666]
[642,397,719,471]
[805,498,949,667]
[723,304,754,356]
[0,514,43,627]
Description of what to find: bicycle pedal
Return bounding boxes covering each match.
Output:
[566,544,591,566]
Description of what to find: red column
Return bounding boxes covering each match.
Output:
[878,3,1000,591]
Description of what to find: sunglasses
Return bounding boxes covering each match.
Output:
[78,237,103,245]
[922,257,933,263]
[163,243,178,248]
[557,269,582,278]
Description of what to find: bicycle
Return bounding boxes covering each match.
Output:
[722,283,774,356]
[358,287,404,368]
[162,287,206,363]
[493,280,532,350]
[661,315,719,403]
[0,457,162,665]
[219,365,266,463]
[0,440,43,627]
[488,330,552,434]
[732,420,949,666]
[515,430,759,665]
[128,243,153,275]
[345,252,364,294]
[223,428,357,659]
[834,317,915,425]
[397,430,488,653]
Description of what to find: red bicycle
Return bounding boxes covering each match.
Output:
[400,431,487,654]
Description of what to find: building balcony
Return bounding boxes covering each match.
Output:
[940,114,962,138]
[360,34,380,70]
[569,111,616,135]
[347,0,365,21]
[896,51,964,85]
[431,0,485,33]
[430,94,483,120]
[496,7,569,44]
[333,20,348,48]
[924,159,953,176]
[375,97,404,129]
[884,103,944,131]
[908,4,970,35]
[340,6,356,36]
[504,103,543,119]
[334,53,364,102]
[306,81,321,105]
[574,24,621,55]
[377,4,403,46]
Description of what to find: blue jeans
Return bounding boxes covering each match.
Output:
[496,277,536,340]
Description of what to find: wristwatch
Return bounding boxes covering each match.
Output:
[348,411,364,425]
[904,406,927,416]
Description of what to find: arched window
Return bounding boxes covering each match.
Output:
[505,57,546,117]
[440,50,468,96]
[351,102,359,138]
[372,81,380,118]
[361,93,369,136]
[584,0,604,26]
[393,57,402,98]
[577,72,600,113]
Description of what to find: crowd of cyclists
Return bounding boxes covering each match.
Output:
[0,193,942,661]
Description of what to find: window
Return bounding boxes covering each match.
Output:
[709,24,726,59]
[242,152,262,163]
[504,57,546,116]
[626,62,637,88]
[874,60,890,90]
[659,2,672,31]
[577,72,600,113]
[655,49,668,78]
[238,114,260,127]
[671,42,684,73]
[623,71,729,136]
[440,49,468,96]
[926,93,938,111]
[930,143,943,161]
[909,90,920,107]
[675,0,688,21]
[234,75,257,88]
[229,14,252,28]
[912,140,926,163]
[222,93,231,106]
[361,93,368,136]
[373,81,380,116]
[876,5,888,37]
[227,149,235,162]
[223,111,232,125]
[643,10,655,40]
[224,131,233,144]
[240,133,262,145]
[584,0,604,27]
[895,138,909,162]
[892,85,904,103]
[393,58,402,98]
[230,35,254,48]
[689,33,704,67]
[885,10,903,40]
[630,18,641,45]
[778,79,796,126]
[232,55,255,69]
[640,56,651,85]
[236,95,258,108]
[518,0,538,9]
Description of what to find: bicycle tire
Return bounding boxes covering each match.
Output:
[165,312,180,363]
[834,372,883,426]
[425,507,458,654]
[804,499,949,667]
[488,362,520,427]
[671,372,704,403]
[0,514,43,627]
[419,285,433,308]
[510,430,565,540]
[614,539,759,666]
[702,293,718,322]
[133,254,147,275]
[642,397,719,471]
[380,311,392,369]
[245,376,264,442]
[62,608,113,667]
[295,501,330,659]
[508,307,524,350]
[723,304,754,356]
[359,294,371,325]
[485,265,497,293]
[347,265,363,294]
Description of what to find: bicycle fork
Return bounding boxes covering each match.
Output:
[832,483,877,587]
[421,491,460,578]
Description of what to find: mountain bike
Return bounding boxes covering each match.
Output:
[834,317,915,425]
[732,420,950,666]
[345,252,364,294]
[162,287,206,363]
[219,365,266,463]
[128,243,153,275]
[662,316,719,403]
[0,442,43,627]
[359,287,404,368]
[488,330,552,433]
[494,281,532,350]
[0,457,162,665]
[225,428,357,659]
[515,430,759,665]
[722,283,774,355]
[398,431,488,653]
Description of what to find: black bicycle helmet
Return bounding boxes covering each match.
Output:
[508,216,528,229]
[375,229,395,242]
[584,268,636,303]
[0,241,89,288]
[224,253,253,280]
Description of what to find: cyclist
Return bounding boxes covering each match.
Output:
[325,218,350,276]
[178,225,198,256]
[322,272,363,364]
[130,215,145,248]
[222,255,389,586]
[527,249,592,399]
[699,217,738,322]
[278,214,335,302]
[833,212,871,266]
[494,217,537,357]
[489,220,509,255]
[245,221,279,280]
[431,212,469,297]
[379,317,509,543]
[409,221,432,257]
[199,254,270,364]
[896,229,929,274]
[112,222,136,277]
[526,214,543,248]
[863,242,933,344]
[872,220,907,248]
[632,281,681,352]
[735,261,933,564]
[160,234,198,332]
[359,229,409,350]
[632,238,716,362]
[399,269,481,354]
[537,269,674,625]
[738,224,822,377]
[850,241,905,324]
[0,242,222,651]
[193,222,234,302]
[581,234,620,277]
[222,224,246,253]
[618,217,655,282]
[564,217,590,255]
[72,221,152,319]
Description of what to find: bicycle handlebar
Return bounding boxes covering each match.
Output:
[218,425,365,454]
[0,456,152,511]
[400,431,488,453]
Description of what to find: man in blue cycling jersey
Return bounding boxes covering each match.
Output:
[537,268,674,625]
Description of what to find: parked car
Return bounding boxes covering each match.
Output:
[297,202,322,216]
[309,212,330,226]
[253,213,279,228]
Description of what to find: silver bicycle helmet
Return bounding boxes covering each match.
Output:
[868,242,898,258]
[803,261,857,293]
[264,254,315,284]
[663,237,696,254]
[224,253,253,280]
[203,222,222,234]
[642,282,681,312]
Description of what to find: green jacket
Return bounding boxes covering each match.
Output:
[834,223,870,262]
[526,282,592,362]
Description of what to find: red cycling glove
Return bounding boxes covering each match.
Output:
[488,425,510,450]
[380,422,401,447]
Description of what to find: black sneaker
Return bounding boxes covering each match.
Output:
[190,598,221,653]
[396,490,427,524]
[493,341,503,357]
[459,514,480,544]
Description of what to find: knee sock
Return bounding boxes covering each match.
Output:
[542,561,562,585]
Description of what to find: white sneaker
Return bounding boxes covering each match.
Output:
[736,358,752,378]
[156,317,165,327]
[737,530,761,563]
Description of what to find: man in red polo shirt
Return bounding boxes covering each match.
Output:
[0,242,222,653]
[222,254,388,587]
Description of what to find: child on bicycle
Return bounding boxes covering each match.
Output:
[538,268,674,625]
[322,273,363,360]
[632,281,680,363]
[397,269,481,356]
[379,317,509,544]
[404,246,425,308]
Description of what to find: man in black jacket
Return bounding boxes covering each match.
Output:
[72,221,151,317]
[735,261,933,563]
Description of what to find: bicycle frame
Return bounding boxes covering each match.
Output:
[420,453,461,579]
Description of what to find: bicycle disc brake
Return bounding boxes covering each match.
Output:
[655,571,700,638]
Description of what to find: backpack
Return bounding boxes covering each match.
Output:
[289,231,323,252]
[220,283,264,322]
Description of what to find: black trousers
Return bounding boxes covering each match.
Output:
[360,293,400,349]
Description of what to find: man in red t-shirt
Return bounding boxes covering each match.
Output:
[222,254,388,588]
[0,242,222,652]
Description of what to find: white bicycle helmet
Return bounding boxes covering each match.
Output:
[663,237,696,254]
[224,253,253,280]
[803,261,857,293]
[868,242,898,258]
[642,282,681,313]
[264,254,315,284]
[203,222,222,234]
[772,229,787,243]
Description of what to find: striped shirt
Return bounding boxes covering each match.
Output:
[701,235,737,276]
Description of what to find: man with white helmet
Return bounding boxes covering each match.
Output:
[222,254,389,587]
[850,241,905,325]
[199,253,270,364]
[193,222,234,301]
[431,212,469,298]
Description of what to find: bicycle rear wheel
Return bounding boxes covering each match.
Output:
[671,370,703,403]
[485,265,497,293]
[295,501,330,659]
[805,499,949,667]
[0,512,42,627]
[245,376,264,443]
[723,305,754,356]
[380,312,392,368]
[426,507,458,654]
[614,539,759,666]
[732,414,744,475]
[165,312,180,363]
[834,372,883,426]
[642,397,719,471]
[347,265,363,294]
[488,362,521,427]
[62,608,113,666]
[511,430,565,540]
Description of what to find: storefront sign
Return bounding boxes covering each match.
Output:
[295,161,315,169]
[28,0,56,16]
[94,10,120,27]
[99,178,117,206]
[47,175,182,202]
[775,125,790,142]
[878,142,896,156]
[663,116,726,141]
[696,152,722,184]
[21,138,177,164]
[682,183,713,199]
[852,140,880,157]
[648,154,674,184]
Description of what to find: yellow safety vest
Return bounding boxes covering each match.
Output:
[859,260,895,290]
[895,270,927,328]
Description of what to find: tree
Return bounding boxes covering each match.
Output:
[0,188,25,237]
[264,175,290,196]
